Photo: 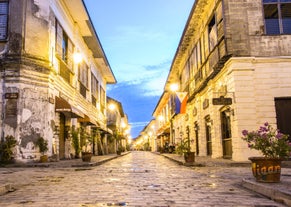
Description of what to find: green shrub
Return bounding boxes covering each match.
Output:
[0,135,17,163]
[36,137,48,155]
[71,128,80,158]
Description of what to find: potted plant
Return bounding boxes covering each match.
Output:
[0,135,17,164]
[80,127,93,162]
[71,128,80,158]
[36,137,48,163]
[116,145,123,155]
[175,138,195,164]
[242,122,291,182]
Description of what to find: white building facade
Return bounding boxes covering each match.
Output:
[164,0,291,161]
[0,0,116,162]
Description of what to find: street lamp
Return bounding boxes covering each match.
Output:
[170,83,179,92]
[108,102,116,111]
[73,52,83,64]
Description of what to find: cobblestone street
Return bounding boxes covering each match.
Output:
[0,152,287,207]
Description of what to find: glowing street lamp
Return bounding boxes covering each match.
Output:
[73,52,83,64]
[158,115,164,122]
[108,103,116,111]
[170,83,179,92]
[121,121,126,129]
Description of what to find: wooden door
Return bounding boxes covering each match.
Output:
[59,113,66,159]
[275,97,291,141]
[221,111,232,159]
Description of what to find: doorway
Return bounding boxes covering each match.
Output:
[221,110,232,159]
[275,97,291,141]
[59,113,66,159]
[205,116,212,156]
[194,122,199,156]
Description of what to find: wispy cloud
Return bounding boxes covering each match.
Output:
[108,59,171,97]
[129,121,149,128]
[104,25,176,97]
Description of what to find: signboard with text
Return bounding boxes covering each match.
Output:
[212,96,232,105]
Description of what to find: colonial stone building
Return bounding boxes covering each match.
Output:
[155,0,291,161]
[0,0,116,162]
[107,97,130,153]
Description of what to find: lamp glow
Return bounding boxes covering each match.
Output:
[170,83,179,92]
[108,103,116,111]
[73,52,83,64]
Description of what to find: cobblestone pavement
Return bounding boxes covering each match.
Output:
[0,151,287,207]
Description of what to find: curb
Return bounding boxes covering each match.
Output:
[241,178,291,206]
[0,152,131,168]
[159,153,205,167]
[71,156,118,168]
[71,152,131,168]
[157,153,251,168]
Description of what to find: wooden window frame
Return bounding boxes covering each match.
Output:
[263,0,291,34]
[0,0,8,41]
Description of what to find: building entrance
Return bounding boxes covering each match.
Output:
[221,110,232,159]
[275,97,291,141]
[59,113,66,159]
[205,116,212,156]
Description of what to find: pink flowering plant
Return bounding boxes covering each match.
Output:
[242,122,291,158]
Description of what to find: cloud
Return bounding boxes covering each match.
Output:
[108,60,170,98]
[129,121,149,128]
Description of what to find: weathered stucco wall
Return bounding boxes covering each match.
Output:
[24,0,50,60]
[224,0,291,57]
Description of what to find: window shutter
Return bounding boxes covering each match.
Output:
[0,2,8,40]
[67,39,73,70]
[56,22,63,57]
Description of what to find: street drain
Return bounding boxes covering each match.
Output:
[107,202,127,206]
[37,176,64,183]
[75,168,93,171]
[18,200,35,204]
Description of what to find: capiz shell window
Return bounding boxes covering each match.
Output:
[263,0,291,34]
[0,1,8,40]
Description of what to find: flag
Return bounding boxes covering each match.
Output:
[175,92,188,114]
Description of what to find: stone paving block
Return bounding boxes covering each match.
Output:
[0,152,288,206]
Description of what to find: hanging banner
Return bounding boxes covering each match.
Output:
[175,92,188,114]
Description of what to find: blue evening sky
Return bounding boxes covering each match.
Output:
[83,0,194,138]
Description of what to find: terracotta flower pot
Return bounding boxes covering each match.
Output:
[184,152,195,163]
[39,155,48,163]
[249,157,282,183]
[81,152,93,162]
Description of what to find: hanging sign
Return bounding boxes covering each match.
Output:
[5,93,18,99]
[212,96,232,105]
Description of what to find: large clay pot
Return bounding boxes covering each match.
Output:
[81,152,93,162]
[249,157,282,183]
[184,152,195,163]
[39,155,48,163]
